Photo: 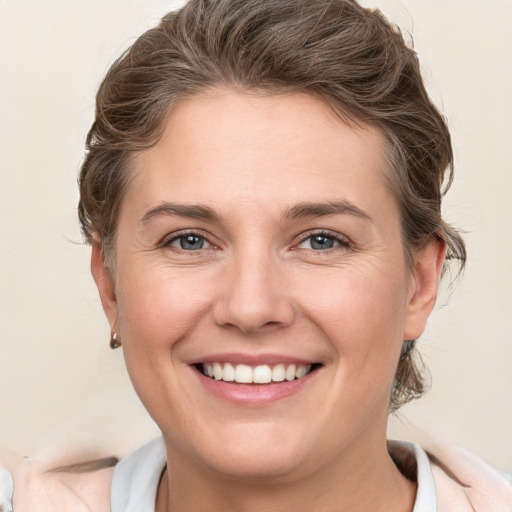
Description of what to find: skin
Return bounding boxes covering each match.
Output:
[92,90,446,512]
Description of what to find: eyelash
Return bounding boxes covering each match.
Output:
[161,229,350,253]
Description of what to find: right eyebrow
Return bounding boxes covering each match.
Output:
[141,202,222,224]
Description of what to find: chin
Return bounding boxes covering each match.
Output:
[179,421,318,482]
[203,449,308,482]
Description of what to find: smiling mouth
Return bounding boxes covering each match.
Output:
[196,362,321,384]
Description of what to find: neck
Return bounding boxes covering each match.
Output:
[156,435,416,512]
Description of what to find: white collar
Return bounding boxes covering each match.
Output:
[112,437,436,512]
[111,436,167,512]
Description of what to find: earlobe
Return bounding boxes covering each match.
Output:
[403,237,447,341]
[91,243,118,329]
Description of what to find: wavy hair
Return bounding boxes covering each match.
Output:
[78,0,466,411]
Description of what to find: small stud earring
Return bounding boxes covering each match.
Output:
[110,333,121,350]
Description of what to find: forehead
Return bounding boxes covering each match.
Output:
[127,90,394,218]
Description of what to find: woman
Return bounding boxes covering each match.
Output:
[9,0,512,510]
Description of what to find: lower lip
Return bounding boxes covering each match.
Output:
[193,367,319,406]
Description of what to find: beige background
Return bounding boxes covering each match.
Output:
[1,0,511,471]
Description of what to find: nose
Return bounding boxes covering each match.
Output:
[212,249,295,333]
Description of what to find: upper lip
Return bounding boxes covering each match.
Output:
[186,353,319,366]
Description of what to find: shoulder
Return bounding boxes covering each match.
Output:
[10,437,166,512]
[425,443,512,512]
[12,457,115,512]
[388,440,512,511]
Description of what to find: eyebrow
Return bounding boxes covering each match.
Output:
[283,200,372,222]
[141,203,222,223]
[140,199,372,224]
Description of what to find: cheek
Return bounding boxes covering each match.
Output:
[297,264,408,392]
[112,264,219,425]
[299,264,408,342]
[115,264,216,351]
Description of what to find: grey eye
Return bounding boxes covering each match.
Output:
[169,234,209,250]
[309,235,336,250]
[298,234,339,250]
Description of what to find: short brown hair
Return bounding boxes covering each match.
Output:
[78,0,466,411]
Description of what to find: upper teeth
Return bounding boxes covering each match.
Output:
[202,363,312,383]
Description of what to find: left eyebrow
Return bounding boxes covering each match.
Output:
[283,200,372,222]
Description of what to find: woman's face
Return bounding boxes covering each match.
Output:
[93,91,442,480]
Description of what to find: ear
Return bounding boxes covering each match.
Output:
[403,237,447,341]
[91,242,118,330]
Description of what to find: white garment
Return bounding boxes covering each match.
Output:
[111,437,437,512]
[0,466,14,512]
[111,438,167,512]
